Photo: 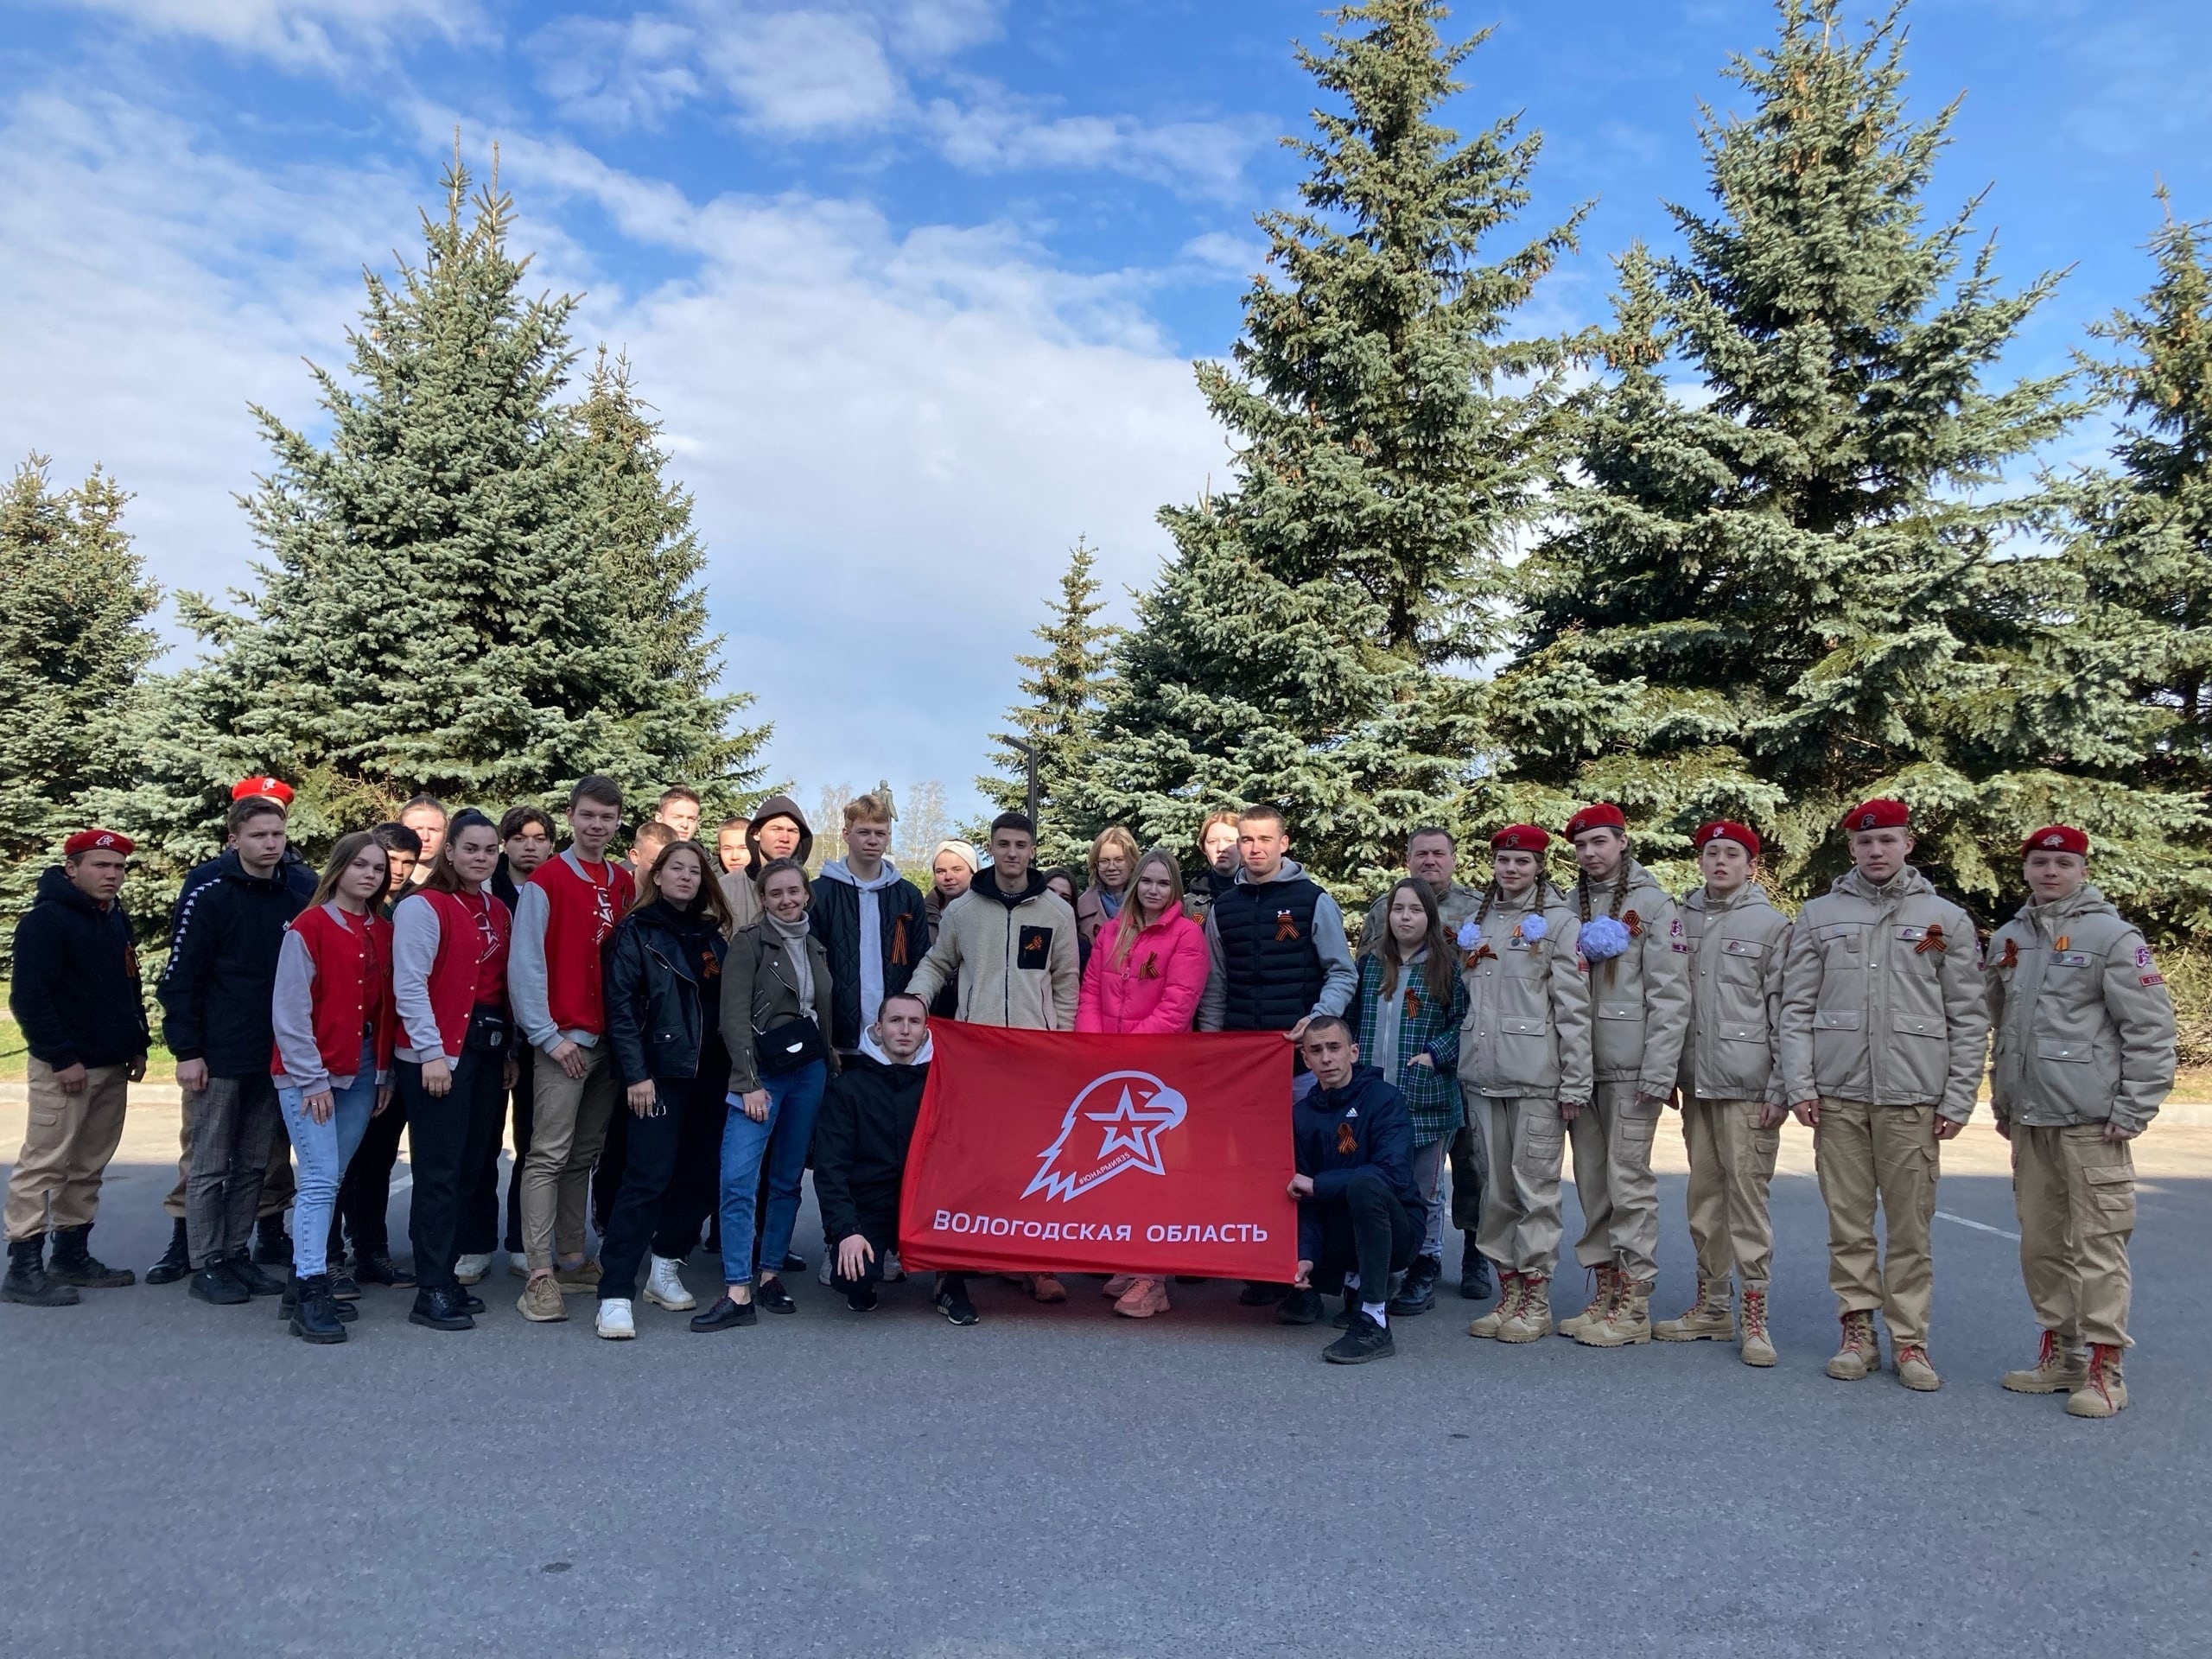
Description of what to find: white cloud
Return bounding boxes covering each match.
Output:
[1179,231,1268,277]
[51,0,484,70]
[699,8,906,137]
[526,14,702,131]
[1,86,1225,813]
[925,89,1267,200]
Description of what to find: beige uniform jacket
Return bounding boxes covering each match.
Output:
[1359,881,1482,954]
[905,878,1080,1031]
[1574,860,1692,1095]
[1985,884,2175,1135]
[1778,866,1987,1122]
[1455,885,1592,1103]
[1676,882,1791,1104]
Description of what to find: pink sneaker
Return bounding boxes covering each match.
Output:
[1114,1278,1169,1319]
[1102,1274,1136,1299]
[1029,1274,1069,1304]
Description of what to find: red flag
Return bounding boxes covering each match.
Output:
[898,1024,1299,1281]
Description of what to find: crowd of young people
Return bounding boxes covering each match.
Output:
[1,779,2177,1414]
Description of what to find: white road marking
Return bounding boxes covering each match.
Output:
[1934,1210,2020,1242]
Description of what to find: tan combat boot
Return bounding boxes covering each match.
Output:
[1498,1273,1552,1343]
[1576,1275,1653,1347]
[1653,1275,1734,1342]
[1824,1310,1879,1381]
[2001,1329,2088,1395]
[2066,1344,2128,1419]
[1738,1286,1777,1367]
[1467,1271,1521,1340]
[1894,1343,1942,1392]
[1556,1265,1618,1341]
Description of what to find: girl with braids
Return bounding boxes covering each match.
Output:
[1456,826,1591,1345]
[1351,879,1471,1315]
[1556,804,1692,1350]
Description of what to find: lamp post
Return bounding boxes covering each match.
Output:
[1006,738,1040,830]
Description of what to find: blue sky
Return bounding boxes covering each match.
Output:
[5,0,2209,827]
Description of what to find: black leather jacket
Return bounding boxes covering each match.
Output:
[605,901,728,1085]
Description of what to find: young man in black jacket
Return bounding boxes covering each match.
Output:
[159,797,308,1306]
[1280,1016,1424,1364]
[147,776,319,1284]
[4,830,149,1306]
[810,993,976,1325]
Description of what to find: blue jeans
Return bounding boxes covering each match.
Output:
[276,1040,380,1279]
[718,1059,826,1286]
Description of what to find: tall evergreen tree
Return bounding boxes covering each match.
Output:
[1493,0,2196,911]
[1078,0,1580,892]
[0,457,161,961]
[979,537,1116,866]
[122,158,764,871]
[2065,201,2212,783]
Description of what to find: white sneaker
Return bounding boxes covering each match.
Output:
[595,1298,635,1340]
[454,1253,492,1285]
[643,1254,696,1312]
[881,1249,905,1284]
[508,1251,530,1279]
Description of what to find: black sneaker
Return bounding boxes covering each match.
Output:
[146,1217,192,1286]
[757,1276,797,1315]
[190,1262,251,1306]
[781,1253,808,1274]
[690,1295,758,1332]
[1323,1311,1395,1364]
[328,1268,361,1301]
[1459,1237,1492,1300]
[846,1283,879,1313]
[1275,1287,1325,1325]
[226,1257,285,1298]
[252,1215,293,1268]
[1332,1296,1358,1330]
[352,1249,415,1289]
[933,1281,979,1326]
[1389,1255,1440,1317]
[1239,1281,1291,1307]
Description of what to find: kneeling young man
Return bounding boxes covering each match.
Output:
[1780,799,1986,1391]
[1281,1016,1425,1364]
[1986,827,2175,1418]
[810,993,977,1325]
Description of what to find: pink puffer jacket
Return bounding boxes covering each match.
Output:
[1076,908,1209,1033]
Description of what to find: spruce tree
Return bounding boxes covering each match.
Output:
[979,537,1116,866]
[1493,0,2195,910]
[0,457,161,960]
[1078,0,1580,893]
[124,158,763,870]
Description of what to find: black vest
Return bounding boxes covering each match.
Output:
[1212,875,1326,1033]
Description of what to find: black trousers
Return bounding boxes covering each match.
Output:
[331,1090,408,1256]
[458,1043,527,1257]
[400,1049,505,1295]
[1310,1168,1421,1300]
[1449,1122,1485,1239]
[651,1070,725,1261]
[599,1071,721,1300]
[828,1211,965,1297]
[502,1046,534,1254]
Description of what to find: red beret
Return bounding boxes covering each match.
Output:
[232,779,296,809]
[231,775,294,806]
[1843,798,1910,832]
[65,829,134,859]
[1694,820,1760,857]
[1564,803,1627,841]
[2022,824,2089,857]
[1491,824,1552,853]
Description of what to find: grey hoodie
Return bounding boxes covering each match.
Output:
[1194,857,1357,1033]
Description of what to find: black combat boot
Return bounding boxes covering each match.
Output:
[289,1274,347,1344]
[1459,1234,1493,1300]
[47,1224,134,1289]
[2,1237,79,1306]
[146,1217,192,1285]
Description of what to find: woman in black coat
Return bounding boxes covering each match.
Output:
[594,841,732,1339]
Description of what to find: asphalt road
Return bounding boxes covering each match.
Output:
[3,1127,2207,1658]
